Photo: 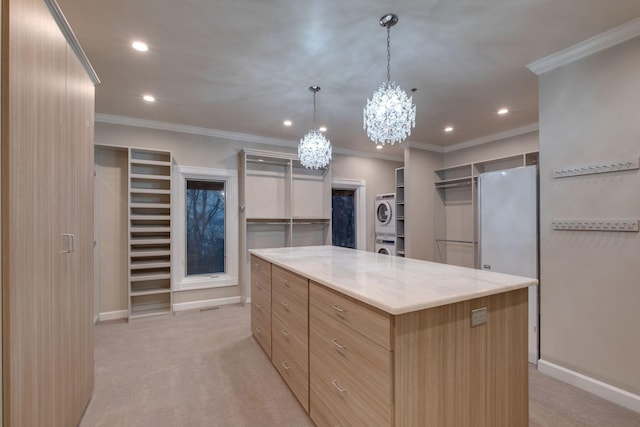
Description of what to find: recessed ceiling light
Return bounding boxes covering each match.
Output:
[283,120,292,126]
[444,126,454,132]
[376,145,383,150]
[143,94,155,102]
[132,41,148,52]
[498,108,509,115]
[319,126,327,132]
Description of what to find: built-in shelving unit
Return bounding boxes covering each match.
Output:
[128,148,173,319]
[434,151,538,268]
[395,167,405,257]
[239,149,331,302]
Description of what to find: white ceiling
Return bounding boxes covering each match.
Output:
[57,0,640,158]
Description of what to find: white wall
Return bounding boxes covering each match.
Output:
[538,36,640,396]
[94,122,401,310]
[444,131,539,167]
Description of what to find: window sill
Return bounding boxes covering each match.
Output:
[173,274,238,292]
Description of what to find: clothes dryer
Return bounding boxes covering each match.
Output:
[375,237,396,255]
[374,193,396,236]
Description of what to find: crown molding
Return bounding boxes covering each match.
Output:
[527,17,640,75]
[403,140,445,153]
[443,123,539,153]
[45,0,100,84]
[95,113,404,162]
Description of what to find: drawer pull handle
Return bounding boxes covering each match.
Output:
[283,279,289,286]
[331,379,346,393]
[330,338,346,350]
[280,301,290,309]
[282,361,291,370]
[255,303,262,309]
[281,329,290,337]
[331,304,346,313]
[253,263,260,269]
[255,327,262,335]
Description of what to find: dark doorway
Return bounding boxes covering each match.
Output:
[332,189,356,249]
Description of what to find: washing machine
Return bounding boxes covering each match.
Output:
[375,193,396,236]
[375,237,396,255]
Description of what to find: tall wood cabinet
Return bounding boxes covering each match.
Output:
[239,149,331,302]
[1,0,98,425]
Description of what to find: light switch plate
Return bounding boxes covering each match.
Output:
[471,307,488,327]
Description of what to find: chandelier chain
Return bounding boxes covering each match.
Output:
[387,26,391,83]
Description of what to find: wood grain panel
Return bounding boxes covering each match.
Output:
[272,312,309,411]
[394,288,528,427]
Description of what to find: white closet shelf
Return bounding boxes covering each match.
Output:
[130,226,171,233]
[435,176,474,188]
[130,288,171,297]
[130,189,171,195]
[130,261,171,270]
[130,203,170,209]
[130,159,171,167]
[130,238,171,245]
[130,272,171,282]
[130,173,171,181]
[130,249,171,257]
[130,215,170,221]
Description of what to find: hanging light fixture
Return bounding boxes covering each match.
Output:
[363,13,416,145]
[298,86,332,169]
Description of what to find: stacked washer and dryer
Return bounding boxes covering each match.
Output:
[374,193,396,255]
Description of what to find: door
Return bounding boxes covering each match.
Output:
[478,165,538,364]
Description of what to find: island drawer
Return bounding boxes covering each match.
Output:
[251,301,271,358]
[310,304,392,405]
[251,287,270,321]
[272,316,309,411]
[251,255,271,284]
[309,281,391,351]
[272,265,308,301]
[309,343,391,427]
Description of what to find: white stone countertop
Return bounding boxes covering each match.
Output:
[249,245,538,315]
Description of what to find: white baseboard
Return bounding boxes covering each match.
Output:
[173,296,242,312]
[98,309,128,322]
[538,359,640,413]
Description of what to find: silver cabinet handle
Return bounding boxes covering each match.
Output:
[283,278,290,287]
[331,379,346,393]
[282,361,291,370]
[281,329,290,337]
[280,301,289,309]
[331,304,346,313]
[255,303,262,309]
[61,234,74,253]
[331,338,346,350]
[255,327,262,335]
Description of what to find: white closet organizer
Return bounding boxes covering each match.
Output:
[434,151,538,268]
[128,148,173,319]
[395,167,405,257]
[239,149,331,301]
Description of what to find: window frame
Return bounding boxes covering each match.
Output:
[332,178,366,250]
[172,165,238,291]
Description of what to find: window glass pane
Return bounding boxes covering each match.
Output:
[332,189,355,249]
[186,180,225,275]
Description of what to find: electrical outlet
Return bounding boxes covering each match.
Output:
[471,307,488,327]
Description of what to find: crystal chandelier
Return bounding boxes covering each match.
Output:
[363,13,416,146]
[298,86,332,169]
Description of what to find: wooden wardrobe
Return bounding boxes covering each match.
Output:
[1,0,98,425]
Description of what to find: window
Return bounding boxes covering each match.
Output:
[173,165,238,291]
[186,180,225,275]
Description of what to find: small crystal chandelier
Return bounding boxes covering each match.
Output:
[298,86,332,169]
[363,13,416,146]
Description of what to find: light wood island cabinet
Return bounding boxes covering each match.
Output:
[250,246,535,426]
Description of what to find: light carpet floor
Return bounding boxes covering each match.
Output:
[80,304,640,427]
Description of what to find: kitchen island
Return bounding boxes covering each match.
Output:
[249,245,537,427]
